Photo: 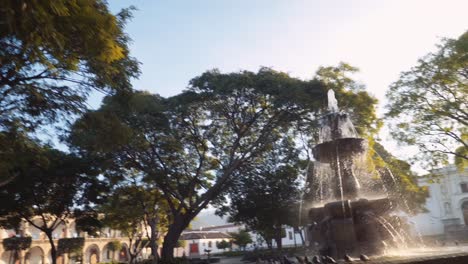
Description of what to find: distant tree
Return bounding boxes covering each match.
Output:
[216,240,230,251]
[0,149,104,264]
[229,230,253,251]
[386,31,468,169]
[0,0,139,186]
[100,184,168,264]
[217,137,302,250]
[107,241,122,262]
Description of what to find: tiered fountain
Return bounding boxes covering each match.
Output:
[307,90,393,258]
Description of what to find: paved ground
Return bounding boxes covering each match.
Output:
[218,256,243,264]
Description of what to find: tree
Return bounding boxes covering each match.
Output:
[0,149,105,264]
[69,68,328,261]
[100,184,168,264]
[0,0,140,186]
[217,137,302,250]
[216,240,230,251]
[69,67,381,261]
[107,241,122,263]
[229,230,253,251]
[386,31,468,169]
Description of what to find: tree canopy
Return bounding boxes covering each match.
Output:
[386,30,468,169]
[216,136,303,250]
[0,0,139,186]
[0,149,105,264]
[68,65,395,260]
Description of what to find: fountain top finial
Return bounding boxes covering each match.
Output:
[327,90,339,113]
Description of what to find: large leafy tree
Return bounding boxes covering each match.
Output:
[386,31,468,169]
[69,68,329,261]
[0,0,140,186]
[69,66,382,261]
[0,149,105,264]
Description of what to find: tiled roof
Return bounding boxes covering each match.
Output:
[199,224,238,231]
[180,231,231,240]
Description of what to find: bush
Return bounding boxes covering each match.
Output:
[2,237,32,251]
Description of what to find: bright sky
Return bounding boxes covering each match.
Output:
[102,0,467,169]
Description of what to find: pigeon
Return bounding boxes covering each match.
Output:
[304,256,313,264]
[312,255,321,264]
[283,256,294,264]
[344,254,353,262]
[295,256,305,264]
[359,254,370,261]
[325,256,337,264]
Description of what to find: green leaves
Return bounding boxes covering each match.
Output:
[2,237,32,251]
[386,31,468,169]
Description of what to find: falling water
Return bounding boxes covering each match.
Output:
[327,89,339,113]
[377,216,408,246]
[335,145,346,216]
[384,167,426,246]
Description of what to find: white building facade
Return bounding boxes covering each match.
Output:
[411,165,468,240]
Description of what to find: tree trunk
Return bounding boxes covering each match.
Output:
[148,218,159,264]
[274,229,282,250]
[298,229,305,246]
[45,231,58,264]
[161,215,191,262]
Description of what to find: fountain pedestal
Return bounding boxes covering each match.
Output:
[307,107,394,258]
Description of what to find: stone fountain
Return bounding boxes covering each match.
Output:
[307,90,393,258]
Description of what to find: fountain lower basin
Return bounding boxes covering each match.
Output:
[308,197,393,257]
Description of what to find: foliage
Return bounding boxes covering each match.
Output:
[370,141,429,214]
[229,230,253,250]
[175,240,186,248]
[386,30,468,169]
[74,211,104,237]
[0,0,139,186]
[57,238,85,255]
[69,66,383,260]
[2,237,32,251]
[107,241,122,252]
[216,240,230,251]
[0,149,105,264]
[99,184,169,264]
[69,68,328,261]
[217,137,302,250]
[315,62,382,137]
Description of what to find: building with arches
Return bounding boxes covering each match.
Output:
[411,165,468,241]
[0,218,139,264]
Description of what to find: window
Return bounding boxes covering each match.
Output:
[444,202,452,215]
[208,241,212,248]
[461,183,468,193]
[288,231,293,240]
